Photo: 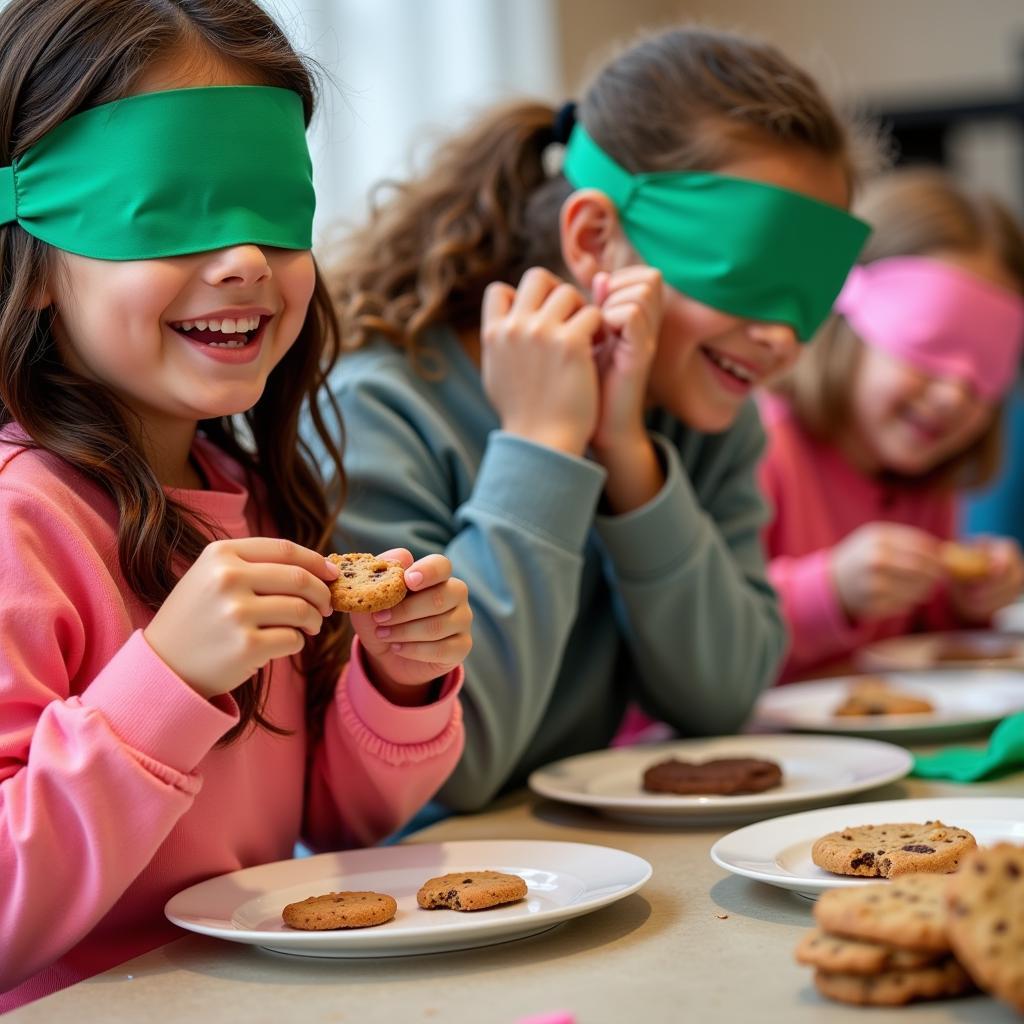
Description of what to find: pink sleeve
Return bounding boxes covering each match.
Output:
[769,550,865,677]
[304,638,464,851]
[0,490,237,992]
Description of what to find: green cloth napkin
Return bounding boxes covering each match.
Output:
[912,712,1024,781]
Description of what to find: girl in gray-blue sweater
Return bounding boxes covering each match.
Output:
[313,26,871,811]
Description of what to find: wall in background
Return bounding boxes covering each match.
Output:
[556,0,1024,211]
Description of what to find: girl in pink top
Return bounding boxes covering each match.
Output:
[0,0,471,1009]
[761,168,1024,682]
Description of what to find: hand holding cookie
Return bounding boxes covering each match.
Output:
[831,523,944,621]
[348,548,472,704]
[144,537,338,700]
[945,537,1024,623]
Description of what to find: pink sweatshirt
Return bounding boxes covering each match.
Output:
[758,394,962,682]
[0,427,464,1011]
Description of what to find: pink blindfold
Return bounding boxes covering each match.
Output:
[834,256,1024,399]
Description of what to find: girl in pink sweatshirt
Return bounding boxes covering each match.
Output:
[0,0,471,1009]
[761,168,1024,682]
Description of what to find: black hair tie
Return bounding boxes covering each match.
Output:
[551,101,577,146]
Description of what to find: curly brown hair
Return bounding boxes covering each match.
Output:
[773,167,1024,490]
[0,0,350,743]
[330,25,865,361]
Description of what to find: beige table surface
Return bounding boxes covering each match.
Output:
[7,758,1024,1024]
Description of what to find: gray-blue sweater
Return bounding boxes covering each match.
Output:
[310,329,786,811]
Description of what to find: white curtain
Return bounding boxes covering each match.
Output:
[260,0,563,248]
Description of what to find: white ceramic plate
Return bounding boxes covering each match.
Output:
[710,797,1024,899]
[165,839,651,958]
[527,735,912,825]
[754,670,1024,742]
[856,630,1024,671]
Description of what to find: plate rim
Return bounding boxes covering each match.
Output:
[526,733,913,815]
[164,838,653,949]
[709,796,1024,894]
[754,669,1024,735]
[856,629,1024,671]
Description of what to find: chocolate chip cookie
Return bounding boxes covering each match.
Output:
[327,552,407,613]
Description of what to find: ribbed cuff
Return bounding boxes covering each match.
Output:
[343,637,463,746]
[464,431,606,552]
[80,630,238,774]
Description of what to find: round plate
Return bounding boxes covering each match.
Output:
[527,734,912,825]
[754,670,1024,742]
[165,840,651,958]
[710,796,1024,899]
[856,630,1024,671]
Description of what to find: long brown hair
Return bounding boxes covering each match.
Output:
[774,167,1024,489]
[0,0,349,742]
[330,26,864,359]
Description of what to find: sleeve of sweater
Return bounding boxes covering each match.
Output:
[321,364,606,811]
[593,403,787,733]
[303,639,464,851]
[0,485,238,993]
[758,422,863,676]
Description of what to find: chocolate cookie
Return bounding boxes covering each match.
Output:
[947,843,1024,1013]
[813,958,974,1006]
[811,821,976,877]
[833,679,934,717]
[641,757,783,795]
[813,874,953,953]
[416,871,527,911]
[795,928,941,974]
[327,552,407,613]
[282,890,398,930]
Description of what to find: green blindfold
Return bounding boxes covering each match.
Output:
[0,85,314,260]
[562,125,870,340]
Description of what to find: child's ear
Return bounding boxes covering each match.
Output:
[559,189,626,290]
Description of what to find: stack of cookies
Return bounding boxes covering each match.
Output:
[798,873,973,1006]
[796,843,1024,1013]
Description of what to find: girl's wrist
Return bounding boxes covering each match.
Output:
[501,421,588,458]
[592,434,664,514]
[363,653,436,707]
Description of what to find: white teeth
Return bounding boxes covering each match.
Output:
[708,350,757,383]
[172,315,262,334]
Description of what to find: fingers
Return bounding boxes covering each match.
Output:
[372,602,473,646]
[376,633,473,667]
[402,552,452,592]
[248,562,333,617]
[538,282,589,325]
[252,595,326,636]
[375,547,414,570]
[511,267,562,315]
[222,537,338,581]
[565,302,605,338]
[482,281,516,328]
[375,574,467,626]
[254,627,308,661]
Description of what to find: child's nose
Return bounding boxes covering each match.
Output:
[930,375,974,409]
[746,321,799,357]
[202,244,273,288]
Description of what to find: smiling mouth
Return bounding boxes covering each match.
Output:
[701,346,760,385]
[169,314,269,349]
